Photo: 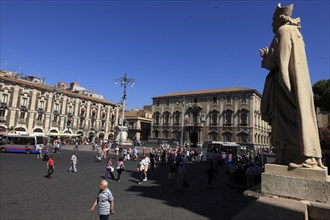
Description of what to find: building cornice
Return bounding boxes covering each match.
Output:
[0,75,116,107]
[152,87,261,100]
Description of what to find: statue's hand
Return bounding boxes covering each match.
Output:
[259,47,276,70]
[259,47,269,57]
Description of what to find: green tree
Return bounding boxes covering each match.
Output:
[7,126,15,134]
[313,79,330,111]
[313,79,330,150]
[319,127,330,150]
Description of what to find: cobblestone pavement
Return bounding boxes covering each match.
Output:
[0,148,254,220]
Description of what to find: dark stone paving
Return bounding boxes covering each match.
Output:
[0,148,254,220]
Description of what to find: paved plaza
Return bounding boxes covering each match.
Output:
[0,146,253,220]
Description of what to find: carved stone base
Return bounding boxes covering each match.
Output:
[261,164,330,205]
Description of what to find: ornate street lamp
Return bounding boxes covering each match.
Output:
[115,73,135,146]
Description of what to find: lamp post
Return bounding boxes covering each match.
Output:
[115,73,135,147]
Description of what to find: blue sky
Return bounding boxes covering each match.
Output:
[1,0,329,110]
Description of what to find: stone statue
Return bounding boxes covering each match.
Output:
[259,3,325,169]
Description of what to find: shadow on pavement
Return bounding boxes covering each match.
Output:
[123,160,254,220]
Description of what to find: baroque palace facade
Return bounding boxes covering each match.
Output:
[0,71,118,142]
[151,88,271,151]
[125,109,152,142]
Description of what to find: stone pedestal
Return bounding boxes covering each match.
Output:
[114,126,133,146]
[261,164,330,205]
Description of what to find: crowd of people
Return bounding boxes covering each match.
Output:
[226,155,264,190]
[35,140,317,220]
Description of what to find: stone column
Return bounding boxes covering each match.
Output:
[60,96,67,132]
[135,131,141,141]
[8,86,19,127]
[45,92,54,133]
[74,99,80,131]
[27,90,38,134]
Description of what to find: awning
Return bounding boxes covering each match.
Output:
[32,133,46,136]
[15,131,27,134]
[46,133,82,137]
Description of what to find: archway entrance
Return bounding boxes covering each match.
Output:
[190,131,198,147]
[33,128,43,133]
[99,133,104,140]
[77,131,84,137]
[88,132,95,142]
[50,129,58,134]
[15,127,26,134]
[108,133,114,140]
[0,126,7,135]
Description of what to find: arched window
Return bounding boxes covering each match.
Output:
[239,109,249,126]
[154,130,159,138]
[33,128,43,133]
[174,111,180,125]
[223,132,232,142]
[154,112,160,125]
[210,110,219,125]
[224,109,233,126]
[173,130,180,140]
[209,131,218,141]
[15,127,26,132]
[163,112,170,125]
[163,130,169,139]
[239,132,248,143]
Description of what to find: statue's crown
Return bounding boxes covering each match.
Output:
[274,3,293,17]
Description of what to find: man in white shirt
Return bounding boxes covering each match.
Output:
[141,155,150,181]
[68,152,78,173]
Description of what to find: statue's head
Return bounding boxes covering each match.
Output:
[272,3,293,33]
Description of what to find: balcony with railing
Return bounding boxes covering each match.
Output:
[37,108,44,113]
[163,121,170,126]
[52,121,59,127]
[0,116,6,123]
[239,123,248,127]
[20,105,27,111]
[35,120,43,126]
[0,102,8,108]
[18,118,26,124]
[173,122,180,126]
